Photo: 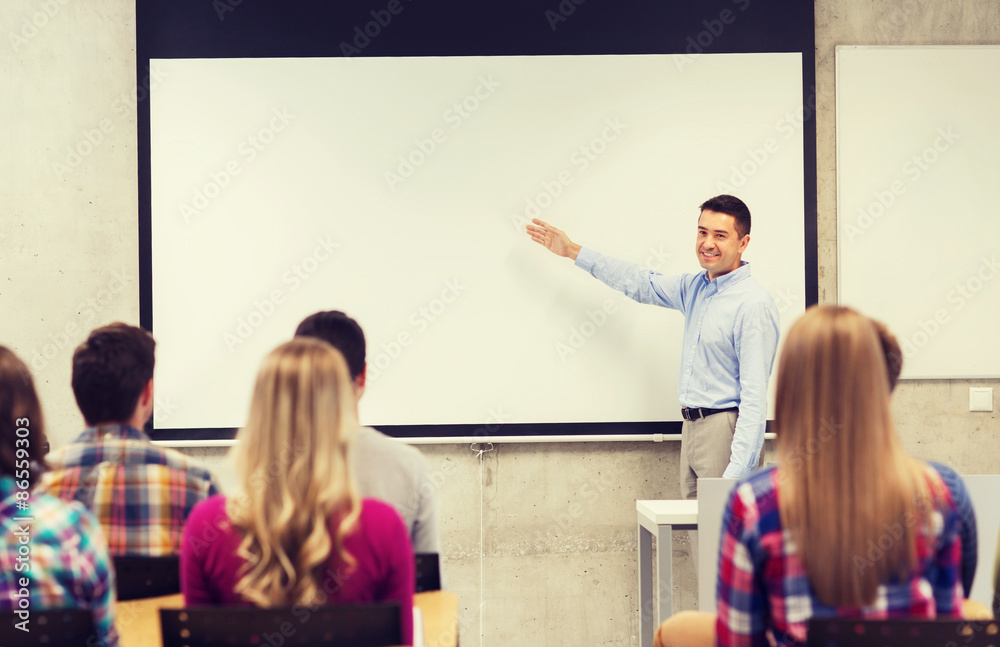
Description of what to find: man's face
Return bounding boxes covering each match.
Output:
[695,209,749,280]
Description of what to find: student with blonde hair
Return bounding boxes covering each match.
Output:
[655,305,969,647]
[180,339,414,644]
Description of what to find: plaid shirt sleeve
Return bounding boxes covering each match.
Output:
[929,461,977,598]
[716,481,770,647]
[33,500,118,647]
[68,505,118,647]
[926,468,965,616]
[1,485,118,647]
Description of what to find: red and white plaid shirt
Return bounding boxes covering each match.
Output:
[715,464,965,647]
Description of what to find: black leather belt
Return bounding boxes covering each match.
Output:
[681,406,738,421]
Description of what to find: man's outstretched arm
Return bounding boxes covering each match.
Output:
[527,218,684,309]
[526,219,581,260]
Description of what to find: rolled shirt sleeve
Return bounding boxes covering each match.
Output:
[724,300,780,479]
[575,247,686,311]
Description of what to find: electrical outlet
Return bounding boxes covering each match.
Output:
[969,387,993,412]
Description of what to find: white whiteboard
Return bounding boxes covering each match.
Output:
[150,54,807,430]
[837,46,1000,379]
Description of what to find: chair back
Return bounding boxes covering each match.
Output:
[160,602,403,647]
[806,618,1000,646]
[113,554,182,600]
[415,553,441,592]
[0,609,96,646]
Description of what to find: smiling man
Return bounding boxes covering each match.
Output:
[526,195,779,499]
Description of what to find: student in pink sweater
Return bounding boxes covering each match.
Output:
[180,339,414,644]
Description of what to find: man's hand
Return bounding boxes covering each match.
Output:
[526,219,582,260]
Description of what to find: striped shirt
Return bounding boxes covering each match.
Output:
[716,464,965,647]
[0,476,118,646]
[39,425,219,556]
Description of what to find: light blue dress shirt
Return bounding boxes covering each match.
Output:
[575,248,780,478]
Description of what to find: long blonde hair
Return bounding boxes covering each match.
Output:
[228,338,361,607]
[775,305,943,607]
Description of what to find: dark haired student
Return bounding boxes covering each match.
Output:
[0,347,118,646]
[39,323,220,555]
[294,310,441,556]
[527,195,780,499]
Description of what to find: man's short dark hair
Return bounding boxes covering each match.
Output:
[294,311,366,381]
[699,194,751,239]
[72,323,155,426]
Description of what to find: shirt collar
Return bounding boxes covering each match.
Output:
[77,423,151,443]
[701,261,751,293]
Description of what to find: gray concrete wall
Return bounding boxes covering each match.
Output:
[2,2,998,646]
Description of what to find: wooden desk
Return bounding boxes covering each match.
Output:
[115,593,183,647]
[415,591,459,647]
[116,591,458,647]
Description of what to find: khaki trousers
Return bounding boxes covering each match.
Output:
[679,410,739,501]
[679,410,740,572]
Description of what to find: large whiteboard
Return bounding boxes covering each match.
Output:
[150,54,807,431]
[837,46,1000,379]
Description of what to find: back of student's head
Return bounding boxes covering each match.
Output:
[774,305,937,608]
[72,323,155,426]
[870,318,903,391]
[0,347,48,488]
[294,311,366,382]
[230,337,360,607]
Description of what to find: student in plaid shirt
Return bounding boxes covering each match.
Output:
[39,323,220,556]
[0,347,117,646]
[870,318,988,620]
[654,306,969,647]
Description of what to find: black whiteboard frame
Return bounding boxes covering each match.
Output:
[137,0,817,442]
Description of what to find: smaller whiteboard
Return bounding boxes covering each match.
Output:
[965,476,1000,611]
[836,46,1000,379]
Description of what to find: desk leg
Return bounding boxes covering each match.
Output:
[638,522,653,647]
[657,524,673,628]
